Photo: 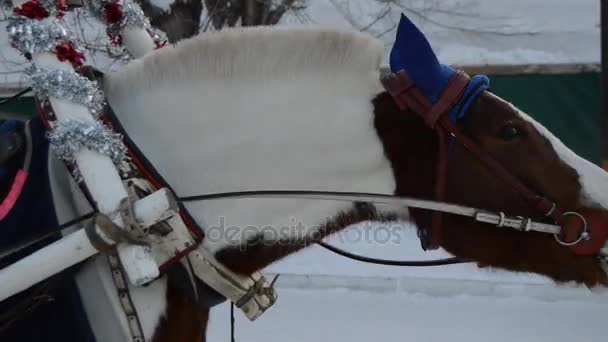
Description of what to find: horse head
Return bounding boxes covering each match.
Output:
[375,14,608,287]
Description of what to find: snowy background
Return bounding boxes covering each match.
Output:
[0,0,601,89]
[204,225,608,342]
[2,0,607,340]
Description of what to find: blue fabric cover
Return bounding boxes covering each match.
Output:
[389,13,490,122]
[0,116,95,342]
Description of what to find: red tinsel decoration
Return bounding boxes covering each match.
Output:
[106,26,123,46]
[154,40,167,49]
[104,0,123,24]
[55,0,67,11]
[55,42,86,68]
[13,0,49,20]
[55,0,67,18]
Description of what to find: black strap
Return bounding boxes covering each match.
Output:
[317,241,470,266]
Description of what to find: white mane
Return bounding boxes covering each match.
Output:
[104,27,399,253]
[106,25,384,94]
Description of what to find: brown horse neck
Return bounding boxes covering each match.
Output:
[372,91,438,230]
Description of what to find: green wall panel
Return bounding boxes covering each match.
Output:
[0,97,36,118]
[489,73,601,165]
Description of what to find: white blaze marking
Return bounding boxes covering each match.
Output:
[490,92,608,209]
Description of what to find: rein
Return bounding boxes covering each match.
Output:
[0,189,562,270]
[178,190,562,235]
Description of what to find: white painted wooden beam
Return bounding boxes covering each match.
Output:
[0,188,178,301]
[31,52,160,286]
[8,0,162,285]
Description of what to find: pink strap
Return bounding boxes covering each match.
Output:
[0,170,28,221]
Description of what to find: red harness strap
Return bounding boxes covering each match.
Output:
[381,70,563,250]
[382,70,471,249]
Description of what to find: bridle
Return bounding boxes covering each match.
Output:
[381,69,596,253]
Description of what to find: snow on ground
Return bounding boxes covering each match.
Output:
[202,222,608,342]
[267,222,554,284]
[207,288,608,342]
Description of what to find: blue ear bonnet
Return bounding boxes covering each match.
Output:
[389,14,490,122]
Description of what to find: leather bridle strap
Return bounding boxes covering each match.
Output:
[178,190,562,235]
[381,69,562,250]
[437,116,563,221]
[382,70,471,249]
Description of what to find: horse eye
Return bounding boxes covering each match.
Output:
[499,124,522,141]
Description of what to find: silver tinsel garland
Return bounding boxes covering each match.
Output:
[26,66,106,116]
[84,0,151,31]
[6,17,76,56]
[48,119,129,171]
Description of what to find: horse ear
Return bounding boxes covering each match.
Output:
[389,13,455,103]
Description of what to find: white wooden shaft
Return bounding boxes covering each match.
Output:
[30,53,160,285]
[0,228,98,302]
[0,229,97,302]
[9,0,161,285]
[0,188,177,301]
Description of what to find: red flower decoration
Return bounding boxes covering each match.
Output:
[104,0,123,24]
[13,0,49,20]
[55,42,86,68]
[55,0,67,11]
[107,27,123,46]
[55,0,67,18]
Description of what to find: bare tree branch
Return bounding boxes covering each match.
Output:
[0,0,308,81]
[201,0,304,30]
[137,0,204,43]
[359,5,391,32]
[267,0,301,25]
[333,0,539,39]
[393,2,539,37]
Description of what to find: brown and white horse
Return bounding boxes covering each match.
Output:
[45,25,608,341]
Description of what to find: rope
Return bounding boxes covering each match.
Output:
[230,302,235,342]
[317,241,469,266]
